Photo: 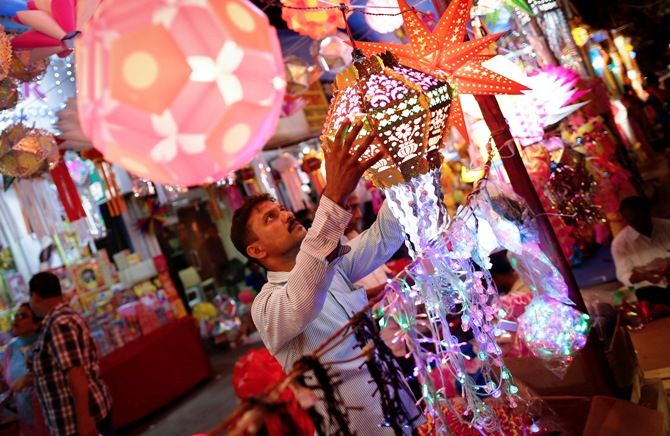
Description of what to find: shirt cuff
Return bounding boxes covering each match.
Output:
[310,195,353,241]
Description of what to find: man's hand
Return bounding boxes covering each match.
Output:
[10,374,32,392]
[366,283,387,306]
[322,120,382,207]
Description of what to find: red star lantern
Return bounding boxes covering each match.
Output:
[353,0,528,142]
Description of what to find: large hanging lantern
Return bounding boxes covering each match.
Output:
[76,0,286,186]
[281,0,350,40]
[323,52,451,189]
[322,51,451,253]
[0,124,59,178]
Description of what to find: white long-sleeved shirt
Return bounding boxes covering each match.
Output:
[611,218,670,288]
[251,196,421,434]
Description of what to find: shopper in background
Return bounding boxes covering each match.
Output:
[0,303,47,435]
[612,196,670,310]
[28,272,114,436]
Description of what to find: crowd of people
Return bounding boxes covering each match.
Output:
[0,272,114,436]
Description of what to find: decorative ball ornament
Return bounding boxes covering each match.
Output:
[76,0,286,186]
[0,124,59,178]
[0,78,18,111]
[281,0,350,40]
[284,55,321,97]
[365,0,403,34]
[322,52,452,188]
[517,296,590,375]
[312,32,354,74]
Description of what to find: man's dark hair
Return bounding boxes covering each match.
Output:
[230,194,273,259]
[619,196,650,215]
[29,271,63,299]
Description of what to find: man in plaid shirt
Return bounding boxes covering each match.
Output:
[28,272,113,436]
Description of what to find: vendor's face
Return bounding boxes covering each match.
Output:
[12,306,39,338]
[246,201,306,264]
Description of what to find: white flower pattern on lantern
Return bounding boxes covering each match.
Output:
[386,118,422,162]
[187,40,245,106]
[150,110,206,162]
[366,74,408,108]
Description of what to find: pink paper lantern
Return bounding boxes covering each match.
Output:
[75,0,286,186]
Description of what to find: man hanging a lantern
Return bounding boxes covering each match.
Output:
[229,120,423,434]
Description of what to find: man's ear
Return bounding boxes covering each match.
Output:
[246,241,267,262]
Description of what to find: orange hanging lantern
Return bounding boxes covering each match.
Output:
[0,124,59,178]
[281,0,350,40]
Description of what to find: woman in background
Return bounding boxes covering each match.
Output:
[1,303,47,435]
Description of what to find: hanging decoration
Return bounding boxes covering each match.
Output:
[312,32,353,75]
[323,51,451,254]
[82,149,127,217]
[63,152,91,186]
[0,29,11,80]
[0,78,18,111]
[283,55,321,117]
[13,177,67,240]
[50,158,86,222]
[271,153,310,212]
[285,55,322,97]
[472,181,593,375]
[281,0,350,40]
[130,175,156,198]
[137,200,170,235]
[491,61,589,146]
[0,124,58,178]
[7,51,49,83]
[353,0,528,143]
[76,0,286,186]
[521,144,576,259]
[517,297,590,376]
[364,0,403,34]
[322,47,517,427]
[10,0,100,60]
[546,148,602,229]
[300,151,325,194]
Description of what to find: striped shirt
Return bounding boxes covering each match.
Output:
[252,196,421,434]
[32,303,112,436]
